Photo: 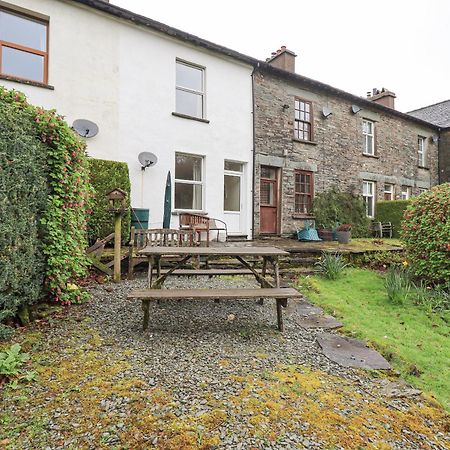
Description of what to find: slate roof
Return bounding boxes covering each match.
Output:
[408,100,450,128]
[71,0,439,130]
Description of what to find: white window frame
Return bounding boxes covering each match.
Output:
[175,59,205,119]
[362,119,375,156]
[383,183,394,201]
[223,160,244,213]
[400,186,411,200]
[174,152,204,212]
[418,136,426,167]
[418,187,427,195]
[362,180,375,218]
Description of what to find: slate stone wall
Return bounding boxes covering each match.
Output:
[253,70,439,236]
[439,129,450,184]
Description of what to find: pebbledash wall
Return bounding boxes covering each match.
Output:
[0,0,254,237]
[253,67,439,236]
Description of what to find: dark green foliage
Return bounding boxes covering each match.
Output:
[312,188,370,237]
[0,99,47,325]
[376,200,410,237]
[88,158,131,243]
[401,183,450,287]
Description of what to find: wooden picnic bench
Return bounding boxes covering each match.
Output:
[128,246,300,332]
[128,287,300,332]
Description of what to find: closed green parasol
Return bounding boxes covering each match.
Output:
[163,171,172,229]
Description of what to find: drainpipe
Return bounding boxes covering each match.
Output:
[251,64,258,240]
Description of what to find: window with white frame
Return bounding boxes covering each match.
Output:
[176,60,205,119]
[418,136,426,167]
[174,153,203,210]
[418,187,427,195]
[383,183,394,201]
[362,119,375,155]
[400,185,411,200]
[362,181,375,217]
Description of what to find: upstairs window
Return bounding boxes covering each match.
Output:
[294,99,313,141]
[0,8,48,83]
[418,136,426,167]
[176,60,205,119]
[294,170,314,215]
[174,153,203,210]
[362,119,375,155]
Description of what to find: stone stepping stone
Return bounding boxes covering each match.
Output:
[293,299,324,317]
[316,333,391,370]
[296,314,343,330]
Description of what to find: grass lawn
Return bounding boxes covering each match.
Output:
[298,268,450,411]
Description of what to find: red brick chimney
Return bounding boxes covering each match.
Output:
[367,87,396,109]
[266,46,297,73]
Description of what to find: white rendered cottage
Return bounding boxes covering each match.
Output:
[0,0,255,238]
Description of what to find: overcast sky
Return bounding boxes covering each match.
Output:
[112,0,450,113]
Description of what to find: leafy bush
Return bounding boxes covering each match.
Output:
[315,252,348,280]
[384,268,411,305]
[313,188,370,237]
[376,200,410,238]
[0,343,37,387]
[88,158,131,243]
[0,96,47,326]
[352,250,406,270]
[1,86,92,309]
[401,183,450,287]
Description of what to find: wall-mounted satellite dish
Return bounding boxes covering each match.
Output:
[72,119,99,138]
[351,105,362,114]
[138,152,158,170]
[322,106,332,118]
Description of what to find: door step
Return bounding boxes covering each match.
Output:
[226,234,248,242]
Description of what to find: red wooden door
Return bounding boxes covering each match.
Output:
[260,166,279,234]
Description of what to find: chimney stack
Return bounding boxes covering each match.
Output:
[367,87,396,109]
[266,46,297,73]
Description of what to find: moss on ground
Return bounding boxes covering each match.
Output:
[1,314,448,449]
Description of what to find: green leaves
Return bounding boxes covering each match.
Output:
[0,344,29,377]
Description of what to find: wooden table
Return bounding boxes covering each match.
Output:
[138,246,289,290]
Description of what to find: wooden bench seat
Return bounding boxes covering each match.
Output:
[128,287,300,332]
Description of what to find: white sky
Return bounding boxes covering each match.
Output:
[112,0,450,113]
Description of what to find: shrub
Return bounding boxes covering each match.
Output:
[88,158,131,243]
[384,268,411,305]
[313,188,370,237]
[376,200,410,238]
[401,183,450,287]
[0,97,47,326]
[1,86,92,309]
[315,252,348,280]
[352,250,406,270]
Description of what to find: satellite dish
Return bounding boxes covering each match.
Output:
[351,104,362,114]
[322,106,332,118]
[72,119,99,138]
[138,152,158,170]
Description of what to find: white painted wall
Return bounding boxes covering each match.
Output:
[1,0,254,237]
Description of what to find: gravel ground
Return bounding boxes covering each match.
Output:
[2,275,449,450]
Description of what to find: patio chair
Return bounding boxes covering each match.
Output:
[381,222,393,238]
[370,221,382,237]
[179,213,228,246]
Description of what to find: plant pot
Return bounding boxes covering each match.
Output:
[318,229,334,241]
[336,230,351,244]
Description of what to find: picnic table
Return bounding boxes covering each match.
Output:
[128,246,300,331]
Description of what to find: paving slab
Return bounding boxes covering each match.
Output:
[296,314,343,330]
[293,299,324,317]
[317,332,391,370]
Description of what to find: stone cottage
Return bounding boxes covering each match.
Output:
[253,48,440,236]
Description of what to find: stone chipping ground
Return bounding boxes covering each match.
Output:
[1,276,449,450]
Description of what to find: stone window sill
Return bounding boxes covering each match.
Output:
[0,74,54,90]
[362,153,379,159]
[172,112,210,124]
[292,138,317,146]
[418,165,429,170]
[292,214,315,219]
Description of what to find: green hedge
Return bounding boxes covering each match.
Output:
[376,200,410,238]
[0,99,47,327]
[88,158,131,243]
[312,188,370,237]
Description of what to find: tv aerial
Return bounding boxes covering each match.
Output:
[72,119,99,138]
[138,152,158,170]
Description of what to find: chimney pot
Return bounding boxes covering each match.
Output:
[368,87,396,109]
[266,46,297,73]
